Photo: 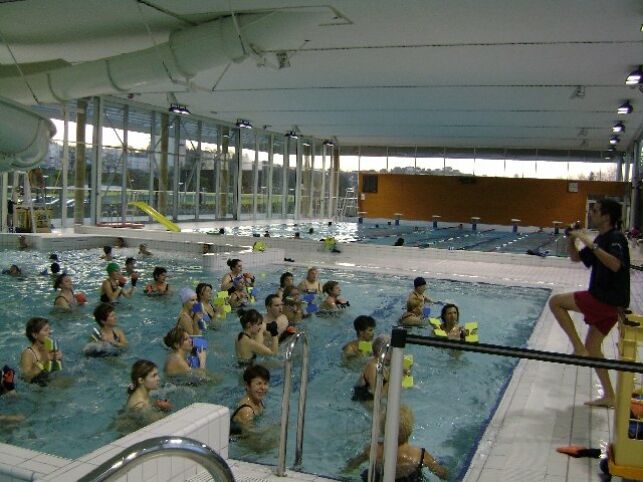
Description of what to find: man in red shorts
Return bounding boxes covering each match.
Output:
[549,198,630,408]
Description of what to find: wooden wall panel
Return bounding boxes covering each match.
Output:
[358,174,628,227]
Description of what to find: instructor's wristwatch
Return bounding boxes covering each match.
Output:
[591,243,599,251]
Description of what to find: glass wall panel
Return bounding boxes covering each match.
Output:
[300,140,313,218]
[359,155,387,173]
[473,158,505,177]
[415,156,444,175]
[240,129,255,216]
[505,159,535,179]
[125,107,152,210]
[388,147,416,174]
[149,112,174,219]
[312,142,324,218]
[271,137,284,217]
[286,138,297,216]
[199,123,219,219]
[217,128,236,219]
[176,117,201,218]
[445,157,474,176]
[257,134,270,216]
[100,102,126,221]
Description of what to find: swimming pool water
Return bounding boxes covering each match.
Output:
[0,248,550,479]
[191,220,570,256]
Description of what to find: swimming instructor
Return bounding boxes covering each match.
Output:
[548,198,629,408]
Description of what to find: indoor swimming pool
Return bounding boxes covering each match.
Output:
[0,247,551,479]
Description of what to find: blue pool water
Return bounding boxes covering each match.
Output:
[192,221,569,256]
[0,248,550,479]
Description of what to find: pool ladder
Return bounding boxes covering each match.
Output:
[77,436,235,482]
[365,343,391,482]
[276,331,310,476]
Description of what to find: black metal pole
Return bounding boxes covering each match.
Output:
[403,332,643,373]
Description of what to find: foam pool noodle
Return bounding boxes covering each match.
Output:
[402,354,413,388]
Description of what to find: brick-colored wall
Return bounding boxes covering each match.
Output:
[358,174,628,227]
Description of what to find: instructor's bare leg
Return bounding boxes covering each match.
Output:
[549,293,587,356]
[583,327,615,408]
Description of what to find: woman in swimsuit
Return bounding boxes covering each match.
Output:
[93,303,128,349]
[230,364,270,434]
[297,267,323,295]
[235,309,278,366]
[345,405,448,481]
[144,267,170,296]
[163,326,207,376]
[53,273,77,310]
[19,317,62,384]
[175,287,202,336]
[221,258,243,292]
[125,360,171,415]
[439,303,465,340]
[276,272,294,299]
[320,280,350,311]
[195,282,222,330]
[100,263,135,303]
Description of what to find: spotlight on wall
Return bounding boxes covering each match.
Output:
[169,103,191,115]
[285,130,299,139]
[612,122,625,133]
[609,135,620,145]
[626,66,643,85]
[604,146,617,159]
[235,119,253,129]
[617,101,633,115]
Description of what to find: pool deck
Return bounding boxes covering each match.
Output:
[6,220,642,482]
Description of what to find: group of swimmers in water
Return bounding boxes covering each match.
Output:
[1,248,461,480]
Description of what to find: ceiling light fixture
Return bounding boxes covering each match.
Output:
[169,103,190,115]
[235,119,252,129]
[617,101,633,115]
[322,139,335,147]
[625,65,643,85]
[285,130,299,139]
[612,122,625,133]
[609,135,620,145]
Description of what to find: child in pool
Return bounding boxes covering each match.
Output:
[125,360,171,415]
[343,315,376,359]
[400,298,424,326]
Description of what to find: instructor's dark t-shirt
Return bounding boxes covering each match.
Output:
[579,228,630,307]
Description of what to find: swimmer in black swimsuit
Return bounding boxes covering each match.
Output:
[93,303,128,349]
[352,334,389,401]
[345,405,448,481]
[230,365,270,436]
[235,309,278,366]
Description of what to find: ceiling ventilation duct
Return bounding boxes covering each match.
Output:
[0,96,56,172]
[0,10,328,104]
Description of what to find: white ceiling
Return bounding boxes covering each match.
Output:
[1,0,642,154]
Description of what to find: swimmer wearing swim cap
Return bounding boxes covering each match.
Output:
[100,263,135,303]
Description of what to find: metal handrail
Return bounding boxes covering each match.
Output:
[77,436,235,482]
[276,331,310,477]
[366,343,391,482]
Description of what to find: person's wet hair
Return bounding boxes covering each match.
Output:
[93,303,114,326]
[353,315,376,334]
[279,272,293,287]
[243,364,270,385]
[195,282,213,299]
[25,317,49,342]
[238,308,263,329]
[152,267,167,281]
[128,360,157,394]
[53,273,69,290]
[440,303,460,323]
[227,258,241,270]
[163,326,188,350]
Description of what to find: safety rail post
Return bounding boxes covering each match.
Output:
[77,436,235,482]
[276,331,310,477]
[383,327,407,482]
[366,343,391,482]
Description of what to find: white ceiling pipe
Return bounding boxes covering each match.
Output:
[0,11,324,105]
[0,96,56,172]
